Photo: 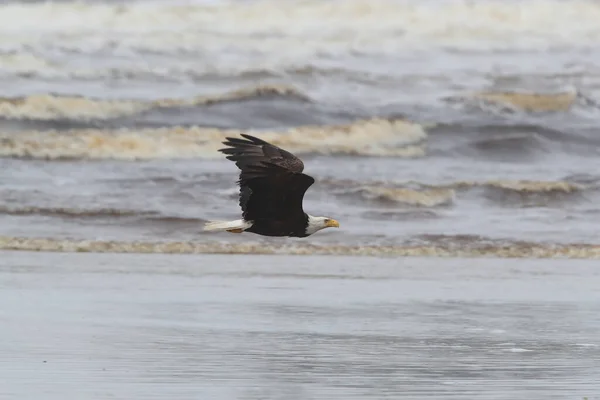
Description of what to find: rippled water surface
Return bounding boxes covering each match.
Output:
[1,0,600,256]
[1,251,600,399]
[2,2,600,399]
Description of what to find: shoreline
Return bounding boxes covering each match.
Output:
[2,236,600,259]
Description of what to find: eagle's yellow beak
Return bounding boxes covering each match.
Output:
[325,219,340,228]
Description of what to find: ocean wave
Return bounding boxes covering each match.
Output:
[444,89,600,121]
[0,52,342,81]
[361,210,441,221]
[2,0,599,55]
[0,84,309,121]
[0,203,212,226]
[0,118,427,160]
[0,205,154,218]
[326,177,587,194]
[444,89,581,114]
[430,119,600,161]
[454,180,585,194]
[324,178,589,208]
[1,236,599,259]
[343,186,455,207]
[466,180,587,207]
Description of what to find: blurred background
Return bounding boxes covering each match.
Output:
[1,0,600,254]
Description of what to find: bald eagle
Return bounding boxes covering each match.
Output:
[204,134,340,237]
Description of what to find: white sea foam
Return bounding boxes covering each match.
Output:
[0,84,309,120]
[1,0,599,57]
[0,0,598,100]
[2,236,600,259]
[0,118,426,160]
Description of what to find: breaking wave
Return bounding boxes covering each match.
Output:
[454,179,589,207]
[0,118,427,160]
[456,179,584,193]
[0,179,587,225]
[0,205,154,218]
[2,236,599,259]
[343,186,456,207]
[2,0,600,55]
[444,89,594,114]
[0,84,310,121]
[326,178,591,208]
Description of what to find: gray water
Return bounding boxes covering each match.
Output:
[1,251,599,399]
[2,0,600,255]
[2,2,600,399]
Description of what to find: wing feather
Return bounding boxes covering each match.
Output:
[220,134,305,174]
[219,135,314,220]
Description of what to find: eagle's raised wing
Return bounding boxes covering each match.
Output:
[220,134,304,176]
[219,134,314,221]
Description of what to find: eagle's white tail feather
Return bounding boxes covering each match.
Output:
[203,219,253,232]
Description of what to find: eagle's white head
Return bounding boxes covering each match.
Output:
[305,215,340,235]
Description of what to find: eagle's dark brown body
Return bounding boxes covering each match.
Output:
[205,134,339,238]
[219,134,315,237]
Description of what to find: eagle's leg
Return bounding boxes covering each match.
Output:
[227,228,244,233]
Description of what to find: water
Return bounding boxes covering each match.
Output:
[2,2,600,398]
[1,251,599,399]
[3,0,600,255]
[3,2,600,399]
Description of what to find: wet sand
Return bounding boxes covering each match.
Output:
[1,250,599,399]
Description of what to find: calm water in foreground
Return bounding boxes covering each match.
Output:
[1,251,599,400]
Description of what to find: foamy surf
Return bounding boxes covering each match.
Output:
[0,205,149,218]
[349,186,456,207]
[0,179,586,224]
[458,180,585,193]
[0,84,309,121]
[2,0,600,54]
[1,87,593,125]
[444,89,583,113]
[324,178,587,207]
[0,118,427,160]
[2,236,600,259]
